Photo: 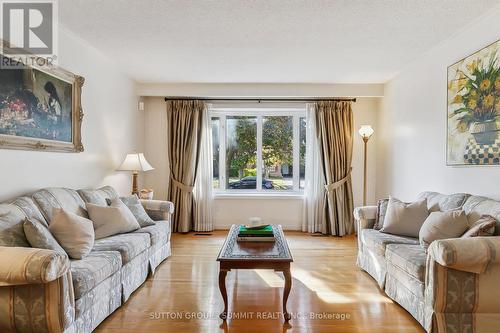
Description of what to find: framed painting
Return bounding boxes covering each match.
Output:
[447,39,499,166]
[0,41,84,152]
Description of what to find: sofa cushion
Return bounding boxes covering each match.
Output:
[78,186,119,206]
[33,188,88,222]
[12,197,47,225]
[0,202,30,247]
[92,233,150,264]
[463,196,500,235]
[71,251,122,299]
[49,208,95,259]
[386,244,427,281]
[380,197,429,238]
[23,218,66,254]
[462,215,496,238]
[360,229,419,257]
[386,261,425,300]
[86,198,140,239]
[374,198,389,230]
[113,195,155,228]
[419,210,469,249]
[418,191,470,212]
[134,220,171,246]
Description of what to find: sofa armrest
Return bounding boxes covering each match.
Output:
[424,237,500,331]
[140,199,175,221]
[353,205,377,231]
[0,247,75,333]
[428,237,500,274]
[0,247,69,286]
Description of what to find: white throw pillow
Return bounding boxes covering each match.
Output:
[380,196,429,238]
[49,208,95,259]
[419,210,469,249]
[86,198,140,239]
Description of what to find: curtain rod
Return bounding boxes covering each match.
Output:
[163,97,356,102]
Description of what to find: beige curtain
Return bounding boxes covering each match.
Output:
[193,104,214,232]
[302,103,326,233]
[166,100,205,233]
[316,101,354,236]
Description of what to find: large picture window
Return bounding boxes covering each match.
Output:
[211,107,306,193]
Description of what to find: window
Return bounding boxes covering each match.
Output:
[262,116,293,191]
[226,116,257,189]
[211,117,220,188]
[299,117,306,189]
[211,106,306,193]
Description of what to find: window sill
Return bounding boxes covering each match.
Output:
[213,192,304,200]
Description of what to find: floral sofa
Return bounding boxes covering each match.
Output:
[0,186,174,333]
[354,191,500,332]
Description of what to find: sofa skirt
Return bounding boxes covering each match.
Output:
[357,245,387,289]
[69,271,122,333]
[385,263,425,326]
[121,250,150,302]
[149,241,172,275]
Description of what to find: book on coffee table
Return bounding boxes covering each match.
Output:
[237,225,275,242]
[238,225,273,235]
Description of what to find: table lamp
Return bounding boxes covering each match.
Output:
[117,153,154,195]
[358,125,374,206]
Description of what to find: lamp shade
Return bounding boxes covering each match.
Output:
[117,153,154,172]
[358,125,374,139]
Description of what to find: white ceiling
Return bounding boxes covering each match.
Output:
[59,0,498,84]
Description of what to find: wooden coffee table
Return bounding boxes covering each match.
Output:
[217,224,293,321]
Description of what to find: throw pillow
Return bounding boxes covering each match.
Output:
[106,195,155,227]
[23,217,66,255]
[78,186,119,206]
[49,208,94,259]
[374,198,389,230]
[462,215,497,238]
[419,210,469,249]
[380,196,429,238]
[87,198,140,239]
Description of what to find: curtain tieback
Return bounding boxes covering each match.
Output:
[171,176,194,193]
[324,168,352,193]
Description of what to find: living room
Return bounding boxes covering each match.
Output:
[0,1,499,333]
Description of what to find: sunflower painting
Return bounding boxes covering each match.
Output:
[447,40,499,166]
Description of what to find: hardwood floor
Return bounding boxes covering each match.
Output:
[95,231,424,333]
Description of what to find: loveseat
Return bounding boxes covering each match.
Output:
[0,186,174,333]
[354,191,500,332]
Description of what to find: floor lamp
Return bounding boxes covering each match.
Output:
[358,125,374,206]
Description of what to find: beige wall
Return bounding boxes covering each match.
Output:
[0,28,142,201]
[138,83,383,98]
[142,96,380,230]
[378,6,500,201]
[143,97,169,199]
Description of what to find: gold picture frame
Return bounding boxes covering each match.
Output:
[0,40,84,153]
[447,39,499,166]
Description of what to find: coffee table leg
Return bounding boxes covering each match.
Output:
[219,269,228,320]
[283,268,292,322]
